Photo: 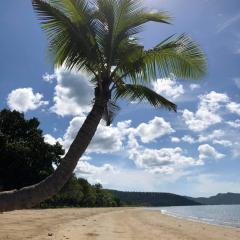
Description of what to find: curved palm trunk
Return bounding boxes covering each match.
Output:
[0,95,105,212]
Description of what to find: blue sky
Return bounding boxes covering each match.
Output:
[1,0,240,197]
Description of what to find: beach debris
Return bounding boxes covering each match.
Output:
[48,233,53,237]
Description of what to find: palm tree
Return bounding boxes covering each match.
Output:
[0,0,206,211]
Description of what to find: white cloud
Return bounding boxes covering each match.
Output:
[190,84,200,90]
[42,73,56,83]
[171,137,180,143]
[59,116,84,151]
[152,77,184,101]
[199,91,230,112]
[88,121,130,154]
[198,144,225,160]
[213,140,232,147]
[182,91,229,132]
[227,119,240,128]
[44,131,92,160]
[49,66,94,116]
[134,117,174,143]
[227,102,240,115]
[44,134,59,145]
[182,135,195,144]
[7,88,48,113]
[52,114,201,176]
[182,109,221,132]
[128,143,199,174]
[75,161,115,175]
[182,90,240,132]
[60,116,131,154]
[171,129,228,146]
[198,129,224,143]
[44,115,174,157]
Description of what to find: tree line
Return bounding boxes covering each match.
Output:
[111,190,200,207]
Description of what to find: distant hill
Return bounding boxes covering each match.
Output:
[110,191,240,207]
[110,190,200,207]
[189,192,240,205]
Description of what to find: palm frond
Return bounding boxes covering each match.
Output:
[116,34,207,84]
[93,0,171,69]
[93,0,116,67]
[52,0,89,22]
[111,9,171,67]
[112,44,151,84]
[32,0,99,73]
[114,84,177,111]
[144,34,207,80]
[112,38,144,68]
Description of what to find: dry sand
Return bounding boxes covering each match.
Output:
[0,208,240,240]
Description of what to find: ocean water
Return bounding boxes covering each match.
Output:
[151,205,240,228]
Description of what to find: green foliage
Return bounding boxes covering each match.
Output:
[0,109,64,191]
[32,0,207,125]
[41,176,121,208]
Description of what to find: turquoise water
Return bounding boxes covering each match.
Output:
[151,205,240,228]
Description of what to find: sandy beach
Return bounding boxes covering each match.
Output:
[0,208,240,240]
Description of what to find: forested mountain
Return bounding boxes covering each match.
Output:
[110,190,200,206]
[110,191,240,207]
[189,193,240,205]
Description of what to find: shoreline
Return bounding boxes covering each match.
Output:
[149,208,240,229]
[0,208,240,240]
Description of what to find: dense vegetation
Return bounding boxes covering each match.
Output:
[0,109,120,207]
[111,190,200,207]
[41,177,120,208]
[0,109,64,191]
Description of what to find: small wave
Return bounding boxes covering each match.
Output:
[160,210,168,214]
[155,205,240,229]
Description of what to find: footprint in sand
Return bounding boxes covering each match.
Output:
[86,233,99,237]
